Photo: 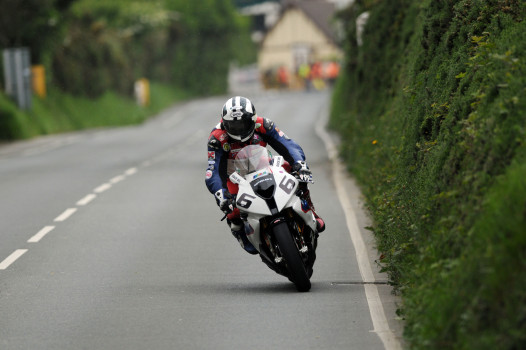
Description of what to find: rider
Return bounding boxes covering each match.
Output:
[205,96,325,254]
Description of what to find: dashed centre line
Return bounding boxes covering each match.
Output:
[77,194,96,206]
[94,183,112,193]
[110,175,125,184]
[1,131,199,271]
[54,208,77,222]
[125,167,137,176]
[28,226,55,243]
[0,250,28,270]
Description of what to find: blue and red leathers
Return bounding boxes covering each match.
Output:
[205,116,305,219]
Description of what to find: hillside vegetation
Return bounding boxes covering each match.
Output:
[0,0,255,140]
[330,0,526,348]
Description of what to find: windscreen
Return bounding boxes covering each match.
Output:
[233,145,272,177]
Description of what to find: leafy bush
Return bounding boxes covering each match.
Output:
[331,0,526,348]
[0,92,40,139]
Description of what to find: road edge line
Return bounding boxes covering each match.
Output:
[315,106,402,350]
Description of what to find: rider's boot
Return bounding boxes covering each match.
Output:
[299,186,325,233]
[230,220,258,255]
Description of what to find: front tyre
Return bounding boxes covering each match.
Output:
[273,222,311,292]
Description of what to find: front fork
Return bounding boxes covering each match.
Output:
[264,211,309,264]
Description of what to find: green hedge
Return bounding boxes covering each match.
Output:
[331,0,526,348]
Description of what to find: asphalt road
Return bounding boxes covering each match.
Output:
[0,91,399,349]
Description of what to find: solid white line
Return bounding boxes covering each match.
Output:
[77,193,96,206]
[94,183,111,193]
[28,226,55,243]
[0,249,28,270]
[125,167,137,176]
[315,109,402,350]
[54,208,77,222]
[110,175,125,184]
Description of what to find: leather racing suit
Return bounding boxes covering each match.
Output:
[205,116,305,206]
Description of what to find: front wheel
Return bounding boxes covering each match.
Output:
[273,222,311,292]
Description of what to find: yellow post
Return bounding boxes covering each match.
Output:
[142,78,150,106]
[31,65,46,98]
[134,78,150,106]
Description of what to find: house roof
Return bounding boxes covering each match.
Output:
[282,0,338,43]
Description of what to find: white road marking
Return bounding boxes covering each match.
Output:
[315,110,402,350]
[94,183,111,193]
[54,208,77,222]
[110,175,125,184]
[125,167,137,176]
[0,249,28,270]
[28,226,55,243]
[77,194,96,206]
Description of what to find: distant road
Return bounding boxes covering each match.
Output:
[0,91,400,349]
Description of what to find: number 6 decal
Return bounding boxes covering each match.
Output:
[279,177,295,194]
[237,193,256,209]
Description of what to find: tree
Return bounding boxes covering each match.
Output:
[0,0,76,62]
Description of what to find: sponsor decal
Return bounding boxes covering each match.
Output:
[223,143,231,152]
[208,151,215,160]
[255,123,262,129]
[252,170,269,179]
[205,170,213,179]
[275,127,288,138]
[219,133,227,142]
[208,160,215,165]
[252,177,273,187]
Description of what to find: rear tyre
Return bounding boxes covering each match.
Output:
[273,222,311,292]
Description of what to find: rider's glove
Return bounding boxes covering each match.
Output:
[215,189,235,214]
[292,160,314,183]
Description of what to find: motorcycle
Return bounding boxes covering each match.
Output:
[227,145,319,292]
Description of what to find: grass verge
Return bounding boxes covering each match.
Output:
[0,82,191,141]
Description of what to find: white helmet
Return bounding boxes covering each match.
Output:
[221,96,257,142]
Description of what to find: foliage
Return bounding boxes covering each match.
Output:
[166,0,254,95]
[0,82,189,140]
[48,0,253,98]
[331,0,526,348]
[0,0,255,140]
[0,92,40,139]
[0,0,75,61]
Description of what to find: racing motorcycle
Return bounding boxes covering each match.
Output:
[227,145,319,292]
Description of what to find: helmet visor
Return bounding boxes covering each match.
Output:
[223,117,254,139]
